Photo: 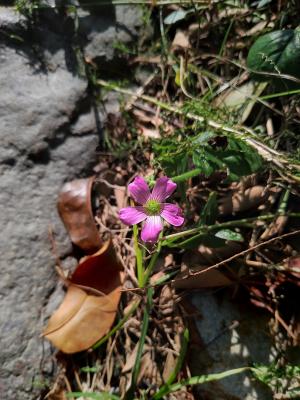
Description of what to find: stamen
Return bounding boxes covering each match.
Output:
[144,199,161,216]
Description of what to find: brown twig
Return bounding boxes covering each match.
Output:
[122,229,300,293]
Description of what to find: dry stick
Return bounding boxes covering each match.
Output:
[121,229,300,293]
[274,309,296,341]
[97,79,300,180]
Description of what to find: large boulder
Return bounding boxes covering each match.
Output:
[0,4,141,399]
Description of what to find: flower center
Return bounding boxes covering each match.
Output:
[144,199,161,215]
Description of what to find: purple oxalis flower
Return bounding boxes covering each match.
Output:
[119,176,184,243]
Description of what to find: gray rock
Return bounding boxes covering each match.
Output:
[0,6,25,30]
[190,292,274,400]
[79,4,144,70]
[0,3,144,399]
[0,10,97,400]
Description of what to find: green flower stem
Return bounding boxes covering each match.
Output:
[133,224,144,287]
[92,299,140,350]
[143,239,163,284]
[162,212,300,242]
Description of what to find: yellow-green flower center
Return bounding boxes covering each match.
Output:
[144,199,161,215]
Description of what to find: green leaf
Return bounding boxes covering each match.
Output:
[200,192,218,226]
[192,131,216,145]
[221,152,252,181]
[164,9,191,25]
[256,0,272,8]
[192,150,215,176]
[235,140,262,173]
[155,367,251,397]
[215,229,244,242]
[247,28,300,89]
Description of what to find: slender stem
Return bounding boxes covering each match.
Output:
[92,300,140,350]
[260,88,300,100]
[163,214,275,241]
[143,239,163,284]
[133,224,144,287]
[126,287,154,399]
[278,186,290,215]
[163,212,300,242]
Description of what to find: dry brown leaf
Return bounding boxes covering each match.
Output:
[122,343,139,373]
[260,215,289,240]
[219,185,278,215]
[138,124,161,139]
[172,30,190,49]
[139,351,161,385]
[57,176,102,253]
[162,351,176,383]
[43,241,123,353]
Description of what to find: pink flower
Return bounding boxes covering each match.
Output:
[119,176,184,243]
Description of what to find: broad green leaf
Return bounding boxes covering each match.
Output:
[164,9,191,25]
[256,0,272,8]
[192,131,215,145]
[192,150,214,176]
[215,229,244,242]
[247,28,300,89]
[234,140,262,172]
[200,192,218,226]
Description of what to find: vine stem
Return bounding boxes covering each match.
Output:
[97,79,300,181]
[162,213,277,241]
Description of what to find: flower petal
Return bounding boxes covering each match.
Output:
[141,216,163,243]
[119,206,147,226]
[128,176,150,205]
[161,203,184,227]
[165,179,177,199]
[150,177,169,202]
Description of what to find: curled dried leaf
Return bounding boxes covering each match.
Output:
[57,176,102,253]
[260,215,288,240]
[219,185,279,215]
[43,241,123,353]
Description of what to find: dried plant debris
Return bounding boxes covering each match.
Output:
[57,177,102,253]
[44,241,123,354]
[43,2,300,399]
